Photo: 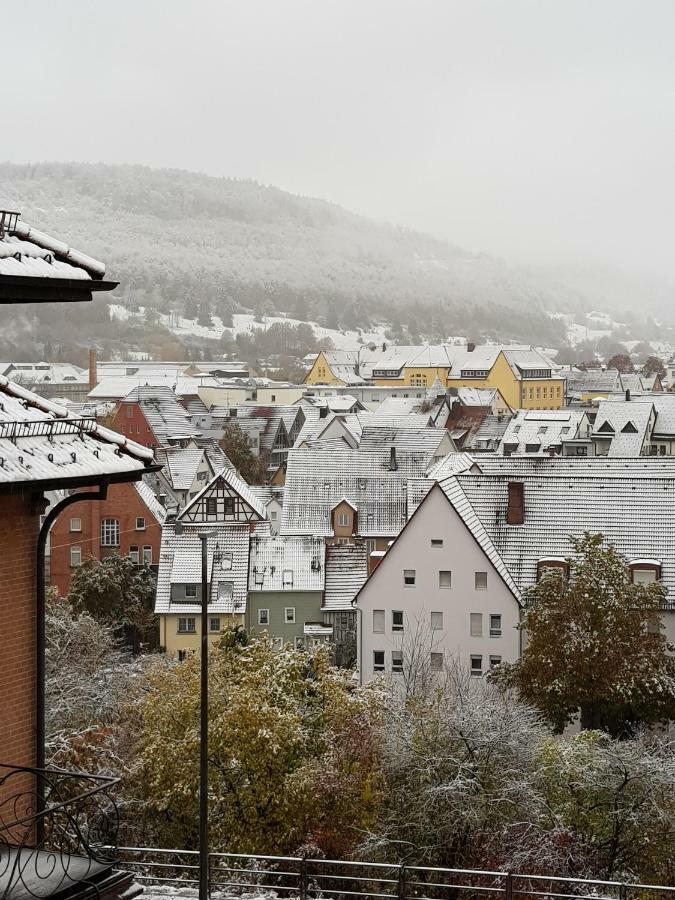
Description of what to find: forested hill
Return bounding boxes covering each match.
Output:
[0,161,587,349]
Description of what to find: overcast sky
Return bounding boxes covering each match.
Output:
[5,0,675,278]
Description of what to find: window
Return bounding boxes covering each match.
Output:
[69,517,81,532]
[206,498,217,515]
[185,584,198,598]
[178,618,196,634]
[100,518,120,546]
[470,655,483,677]
[373,610,385,633]
[223,498,235,515]
[439,570,452,589]
[178,649,187,662]
[475,571,488,590]
[489,655,502,669]
[135,517,146,530]
[197,470,208,481]
[337,512,351,527]
[70,546,82,567]
[431,611,443,630]
[470,613,483,637]
[391,650,404,673]
[489,614,502,637]
[392,610,404,632]
[284,607,296,623]
[282,569,294,588]
[270,510,278,520]
[270,637,283,651]
[430,652,444,671]
[631,566,659,585]
[403,569,416,586]
[218,581,234,601]
[294,636,306,650]
[126,405,134,418]
[210,617,221,633]
[430,538,443,548]
[129,545,139,564]
[258,608,270,625]
[143,546,152,564]
[373,650,385,672]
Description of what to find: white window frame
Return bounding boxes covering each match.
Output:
[403,569,416,586]
[70,545,82,567]
[373,610,385,633]
[270,636,283,651]
[430,538,443,548]
[430,652,444,671]
[475,571,488,590]
[218,581,234,601]
[258,608,270,626]
[431,611,443,631]
[294,635,306,650]
[391,650,404,673]
[439,570,452,589]
[470,654,483,677]
[129,545,139,564]
[135,517,146,531]
[100,518,120,547]
[373,650,385,672]
[489,614,502,637]
[489,655,502,669]
[392,610,404,632]
[284,607,296,624]
[337,512,350,527]
[185,584,198,598]
[209,617,221,633]
[178,617,196,634]
[142,545,152,564]
[69,517,81,533]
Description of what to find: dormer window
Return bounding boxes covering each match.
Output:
[621,421,638,433]
[537,558,569,581]
[629,560,661,584]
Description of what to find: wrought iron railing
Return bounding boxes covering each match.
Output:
[0,764,120,900]
[111,846,675,900]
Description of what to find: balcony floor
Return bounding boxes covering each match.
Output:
[0,846,113,900]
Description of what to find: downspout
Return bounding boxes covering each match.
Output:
[36,480,109,772]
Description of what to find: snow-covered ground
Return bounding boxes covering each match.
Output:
[109,304,392,350]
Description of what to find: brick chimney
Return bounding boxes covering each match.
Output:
[506,481,525,525]
[88,349,97,391]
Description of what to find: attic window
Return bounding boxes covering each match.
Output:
[537,426,548,435]
[597,421,615,433]
[223,498,235,516]
[629,561,661,584]
[206,498,217,515]
[621,421,638,433]
[218,581,234,600]
[537,558,569,581]
[282,569,294,588]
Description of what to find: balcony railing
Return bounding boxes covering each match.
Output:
[0,764,120,900]
[111,846,675,900]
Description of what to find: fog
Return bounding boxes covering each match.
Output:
[4,0,675,280]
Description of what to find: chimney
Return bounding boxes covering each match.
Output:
[389,446,397,471]
[158,493,167,507]
[506,481,525,525]
[625,389,631,402]
[467,342,476,353]
[88,349,97,391]
[319,405,328,418]
[382,342,387,352]
[368,549,386,575]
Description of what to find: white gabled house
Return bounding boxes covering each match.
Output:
[353,482,522,685]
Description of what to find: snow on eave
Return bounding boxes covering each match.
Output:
[13,221,105,278]
[0,374,154,465]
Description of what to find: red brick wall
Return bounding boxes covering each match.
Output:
[111,402,157,448]
[0,493,38,776]
[50,483,163,596]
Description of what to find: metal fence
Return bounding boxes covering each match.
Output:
[111,847,675,900]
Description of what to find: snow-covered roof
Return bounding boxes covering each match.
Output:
[249,535,325,592]
[134,479,168,525]
[155,447,210,491]
[499,409,588,456]
[155,525,255,614]
[123,385,202,446]
[281,447,431,537]
[90,375,216,400]
[358,424,453,458]
[591,400,654,457]
[438,456,675,608]
[0,218,105,280]
[323,542,368,610]
[0,375,153,487]
[177,466,268,523]
[5,362,88,384]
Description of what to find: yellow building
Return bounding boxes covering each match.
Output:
[447,348,565,410]
[305,350,370,386]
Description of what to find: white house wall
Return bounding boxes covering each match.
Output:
[356,485,521,685]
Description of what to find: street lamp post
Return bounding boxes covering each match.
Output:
[198,530,217,900]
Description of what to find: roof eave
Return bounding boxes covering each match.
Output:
[0,274,119,304]
[0,462,162,495]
